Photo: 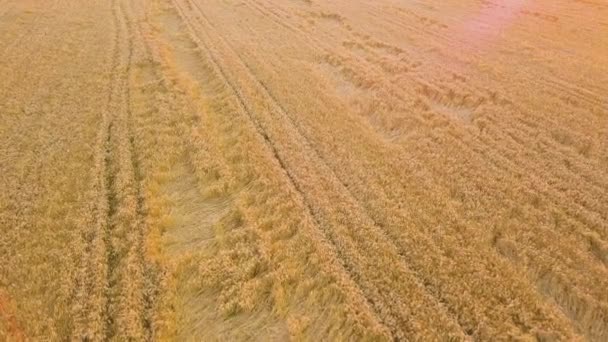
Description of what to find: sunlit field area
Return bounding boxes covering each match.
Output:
[1,0,607,340]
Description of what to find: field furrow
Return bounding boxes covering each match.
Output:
[1,0,606,340]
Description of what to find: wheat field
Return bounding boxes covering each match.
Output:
[0,0,607,340]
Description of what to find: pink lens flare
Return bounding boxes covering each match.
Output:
[456,0,528,51]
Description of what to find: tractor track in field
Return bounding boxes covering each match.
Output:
[222,2,608,336]
[165,0,607,339]
[1,0,607,339]
[74,0,153,339]
[162,0,417,338]
[167,0,476,338]
[167,1,585,339]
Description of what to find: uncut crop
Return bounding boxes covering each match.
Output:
[1,0,607,340]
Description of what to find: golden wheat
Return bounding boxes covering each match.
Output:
[1,0,607,340]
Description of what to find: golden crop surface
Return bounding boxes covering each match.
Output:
[1,0,607,340]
